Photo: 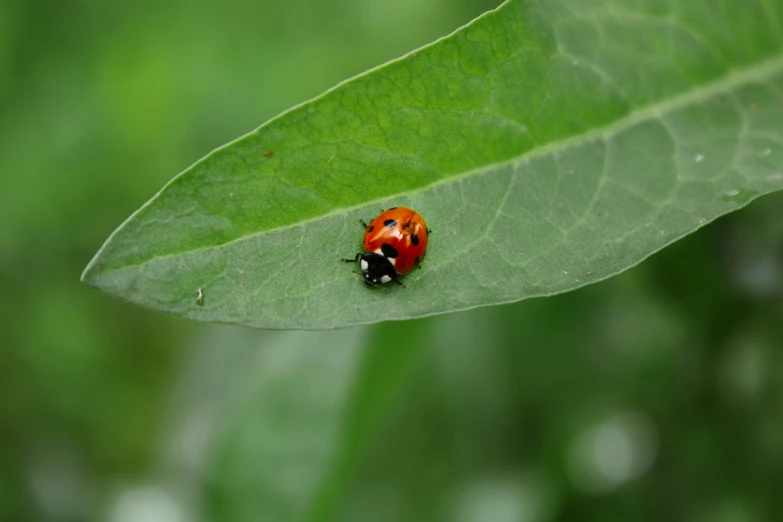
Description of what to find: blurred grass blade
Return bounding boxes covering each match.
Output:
[196,327,368,521]
[169,324,426,521]
[82,0,783,329]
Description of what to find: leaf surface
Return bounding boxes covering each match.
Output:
[83,0,783,329]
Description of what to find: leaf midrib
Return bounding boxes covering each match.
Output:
[83,52,783,280]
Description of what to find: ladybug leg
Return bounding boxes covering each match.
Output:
[427,228,432,234]
[392,276,406,288]
[341,253,362,263]
[359,219,368,228]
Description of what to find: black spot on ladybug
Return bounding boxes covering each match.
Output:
[384,219,397,227]
[381,243,399,258]
[410,233,419,246]
[414,256,420,265]
[367,225,374,232]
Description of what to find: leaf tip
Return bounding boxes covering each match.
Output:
[80,250,105,288]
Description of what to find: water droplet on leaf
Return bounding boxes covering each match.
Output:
[721,187,759,204]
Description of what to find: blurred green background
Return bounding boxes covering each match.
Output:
[2,0,783,520]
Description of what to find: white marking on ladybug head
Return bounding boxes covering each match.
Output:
[374,248,383,255]
[381,275,392,284]
[388,257,396,266]
[360,259,368,271]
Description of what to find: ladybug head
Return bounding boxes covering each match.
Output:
[359,253,397,286]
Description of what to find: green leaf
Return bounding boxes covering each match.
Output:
[82,0,783,329]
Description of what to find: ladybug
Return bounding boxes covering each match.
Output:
[343,206,429,287]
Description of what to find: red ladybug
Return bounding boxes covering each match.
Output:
[343,207,429,287]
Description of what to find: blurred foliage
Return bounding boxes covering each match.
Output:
[1,0,782,521]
